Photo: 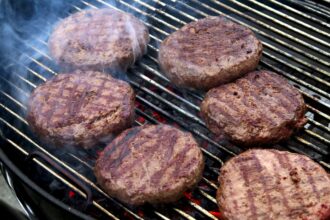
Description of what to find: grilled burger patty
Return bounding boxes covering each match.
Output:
[201,71,307,146]
[94,124,204,205]
[49,8,149,71]
[217,149,330,220]
[27,70,135,149]
[158,16,262,90]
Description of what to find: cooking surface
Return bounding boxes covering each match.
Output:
[0,0,329,219]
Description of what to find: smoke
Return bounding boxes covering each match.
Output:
[0,0,155,101]
[0,0,161,159]
[0,1,212,210]
[0,0,74,56]
[0,0,77,103]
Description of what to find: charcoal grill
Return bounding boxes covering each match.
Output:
[0,0,329,219]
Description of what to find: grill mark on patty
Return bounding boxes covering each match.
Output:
[50,9,148,70]
[150,131,186,185]
[234,156,258,218]
[253,73,294,113]
[158,129,178,162]
[115,126,170,179]
[261,72,300,108]
[208,89,242,114]
[127,128,191,193]
[269,150,291,212]
[111,136,152,179]
[87,78,107,113]
[297,156,321,200]
[108,138,142,169]
[95,125,204,205]
[68,81,92,121]
[221,176,240,215]
[43,76,70,127]
[172,144,195,179]
[145,129,179,186]
[60,16,88,62]
[103,126,141,161]
[44,74,122,128]
[241,76,289,124]
[95,77,108,96]
[275,151,307,212]
[145,143,194,193]
[207,103,238,125]
[201,71,306,145]
[271,160,291,212]
[260,75,298,112]
[55,77,80,127]
[236,79,280,127]
[256,72,301,111]
[174,19,255,65]
[29,71,135,149]
[159,16,262,90]
[218,150,330,220]
[252,151,273,214]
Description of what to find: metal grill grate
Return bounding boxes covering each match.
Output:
[0,0,329,219]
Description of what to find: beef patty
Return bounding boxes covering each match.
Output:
[158,16,262,90]
[217,149,330,220]
[49,8,149,71]
[27,70,135,149]
[200,71,307,146]
[94,124,204,205]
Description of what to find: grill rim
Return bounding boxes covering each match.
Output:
[0,146,95,220]
[0,0,328,219]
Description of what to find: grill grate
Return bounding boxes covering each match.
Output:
[0,0,329,219]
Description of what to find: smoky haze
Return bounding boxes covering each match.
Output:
[0,0,208,198]
[0,0,76,59]
[0,0,78,104]
[0,0,155,103]
[0,0,156,154]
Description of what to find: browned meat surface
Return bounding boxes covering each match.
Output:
[158,16,262,90]
[27,70,135,149]
[201,71,307,146]
[94,124,204,205]
[217,149,330,220]
[49,8,149,71]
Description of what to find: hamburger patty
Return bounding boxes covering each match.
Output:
[200,71,307,146]
[217,149,330,220]
[94,124,204,205]
[27,70,135,149]
[49,8,149,71]
[158,16,262,90]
